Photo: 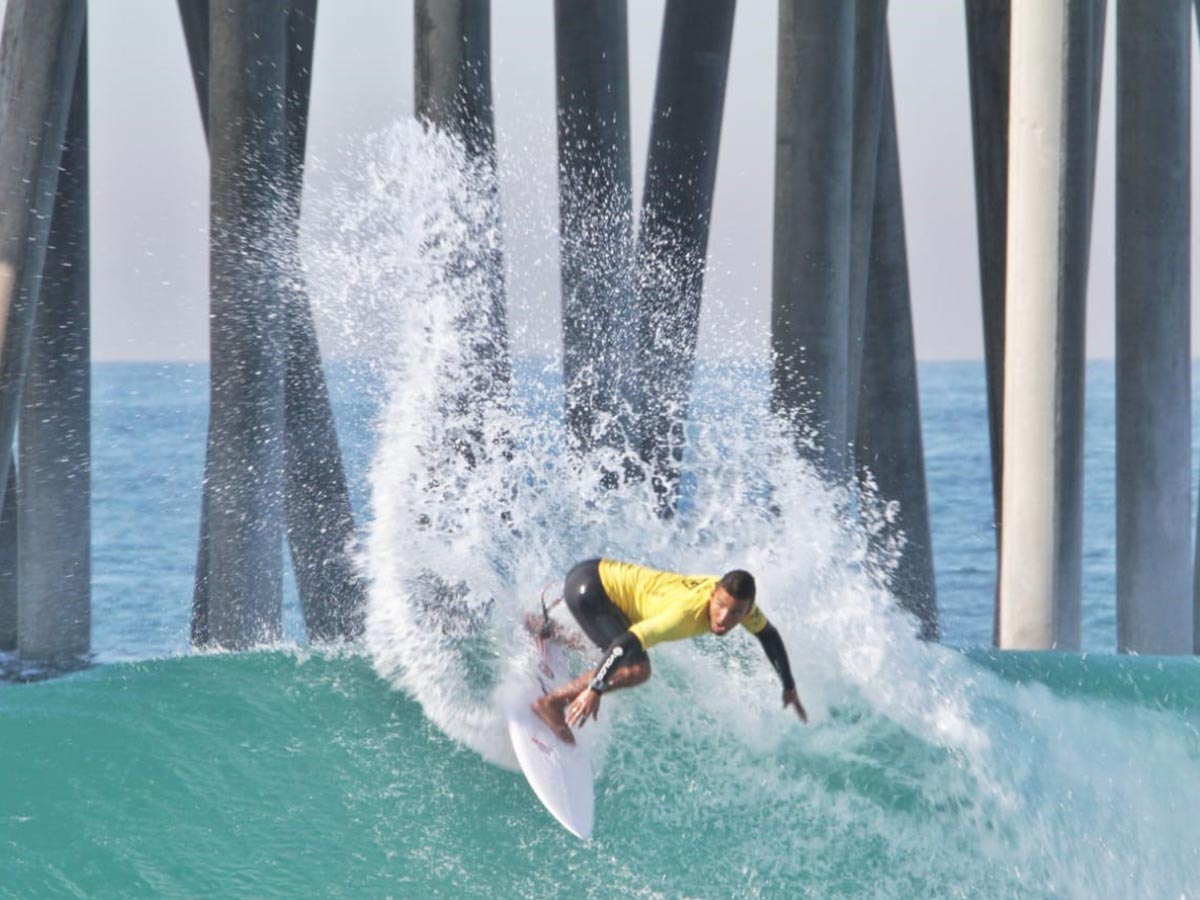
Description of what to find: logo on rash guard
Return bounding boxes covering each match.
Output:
[598,645,622,680]
[590,644,624,693]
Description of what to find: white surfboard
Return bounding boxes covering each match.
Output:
[506,632,595,839]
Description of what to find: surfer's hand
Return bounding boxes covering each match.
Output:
[783,688,807,723]
[565,687,601,728]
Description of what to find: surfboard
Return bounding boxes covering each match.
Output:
[506,626,595,839]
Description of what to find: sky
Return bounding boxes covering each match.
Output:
[82,1,1200,362]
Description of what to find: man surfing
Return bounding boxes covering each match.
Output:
[531,558,807,744]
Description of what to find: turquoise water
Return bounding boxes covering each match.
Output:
[1,361,1198,898]
[2,649,1197,898]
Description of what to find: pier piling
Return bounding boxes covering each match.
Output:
[183,1,364,644]
[18,30,91,666]
[634,0,735,512]
[1116,0,1192,654]
[414,0,512,420]
[0,0,85,580]
[846,0,888,443]
[192,0,289,649]
[855,47,938,641]
[554,0,637,464]
[964,1,1011,625]
[0,0,86,668]
[771,0,856,479]
[281,0,365,642]
[998,0,1103,650]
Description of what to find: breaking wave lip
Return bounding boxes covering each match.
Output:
[304,120,1200,897]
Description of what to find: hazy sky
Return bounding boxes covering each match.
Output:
[84,1,1200,362]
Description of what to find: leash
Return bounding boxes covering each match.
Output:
[534,582,564,645]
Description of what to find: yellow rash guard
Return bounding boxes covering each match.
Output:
[598,558,769,650]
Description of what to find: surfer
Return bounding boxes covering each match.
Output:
[531,559,807,744]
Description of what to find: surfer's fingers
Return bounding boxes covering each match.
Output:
[567,694,592,727]
[571,693,600,727]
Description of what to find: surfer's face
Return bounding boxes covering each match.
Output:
[708,588,750,635]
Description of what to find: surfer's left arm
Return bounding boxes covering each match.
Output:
[753,623,807,723]
[564,631,650,729]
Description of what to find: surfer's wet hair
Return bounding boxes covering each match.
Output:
[718,570,756,605]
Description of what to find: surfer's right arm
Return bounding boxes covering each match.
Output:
[752,622,808,723]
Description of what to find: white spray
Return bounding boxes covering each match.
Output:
[303,122,1200,898]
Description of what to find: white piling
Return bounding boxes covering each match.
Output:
[997,0,1103,650]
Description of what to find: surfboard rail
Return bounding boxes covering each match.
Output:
[505,624,595,839]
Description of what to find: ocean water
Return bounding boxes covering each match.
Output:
[22,356,1161,665]
[4,122,1200,898]
[1,366,1195,899]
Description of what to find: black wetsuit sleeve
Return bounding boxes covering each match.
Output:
[588,631,642,693]
[754,624,796,692]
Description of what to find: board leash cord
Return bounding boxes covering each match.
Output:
[535,583,564,644]
[534,583,564,676]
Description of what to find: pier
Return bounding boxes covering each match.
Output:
[3,0,1199,674]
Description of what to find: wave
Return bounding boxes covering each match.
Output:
[276,121,1200,897]
[0,650,1197,898]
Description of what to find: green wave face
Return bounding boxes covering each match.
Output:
[2,650,1198,899]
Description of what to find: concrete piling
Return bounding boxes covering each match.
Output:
[182,1,364,643]
[18,30,91,666]
[415,0,497,161]
[964,0,1010,568]
[411,0,515,627]
[855,47,938,641]
[192,0,289,649]
[0,0,85,565]
[1116,0,1192,654]
[846,0,889,443]
[634,0,735,511]
[998,0,1103,651]
[554,0,637,463]
[414,0,512,421]
[771,0,856,478]
[281,0,366,642]
[0,1,86,669]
